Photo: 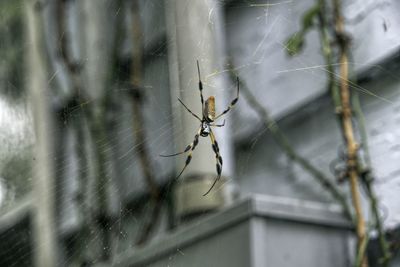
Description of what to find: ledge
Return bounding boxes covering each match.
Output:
[113,194,352,267]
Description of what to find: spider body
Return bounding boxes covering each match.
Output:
[200,96,216,136]
[200,121,211,137]
[161,61,239,196]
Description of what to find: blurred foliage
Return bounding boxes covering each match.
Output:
[285,3,320,56]
[0,0,25,100]
[0,0,33,210]
[0,148,33,209]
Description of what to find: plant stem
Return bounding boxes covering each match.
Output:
[355,236,369,267]
[56,0,112,261]
[353,92,391,265]
[130,0,161,245]
[332,0,368,266]
[235,74,353,221]
[363,172,391,266]
[317,0,341,115]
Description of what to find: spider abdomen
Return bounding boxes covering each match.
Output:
[204,96,215,122]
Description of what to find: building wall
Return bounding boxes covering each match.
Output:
[225,0,400,229]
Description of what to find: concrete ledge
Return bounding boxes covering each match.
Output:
[113,194,352,267]
[252,194,352,228]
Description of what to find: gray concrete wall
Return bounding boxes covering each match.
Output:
[225,0,400,229]
[225,0,400,138]
[234,64,400,228]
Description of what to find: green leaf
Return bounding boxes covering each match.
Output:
[286,32,304,56]
[302,3,320,30]
[285,3,320,56]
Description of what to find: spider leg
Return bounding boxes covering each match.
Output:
[174,128,202,181]
[178,98,202,122]
[197,60,205,109]
[214,77,240,120]
[161,127,202,182]
[203,129,223,196]
[160,127,201,158]
[210,120,225,127]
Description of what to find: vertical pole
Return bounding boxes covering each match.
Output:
[168,0,234,190]
[26,1,57,266]
[164,0,236,220]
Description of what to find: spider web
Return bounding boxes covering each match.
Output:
[0,0,400,266]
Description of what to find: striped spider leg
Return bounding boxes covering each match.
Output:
[160,61,240,195]
[200,78,239,195]
[214,76,240,120]
[202,128,223,196]
[160,127,202,181]
[197,60,205,109]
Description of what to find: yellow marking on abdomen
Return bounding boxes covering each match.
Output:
[204,96,215,121]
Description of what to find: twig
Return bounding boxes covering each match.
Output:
[353,91,391,265]
[56,0,111,261]
[332,0,368,266]
[130,0,161,245]
[355,236,369,267]
[354,89,391,264]
[316,0,341,116]
[233,72,353,221]
[55,0,90,207]
[362,172,391,266]
[291,0,390,264]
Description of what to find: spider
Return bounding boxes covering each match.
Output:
[161,61,239,196]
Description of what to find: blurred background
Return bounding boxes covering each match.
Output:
[1,0,400,266]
